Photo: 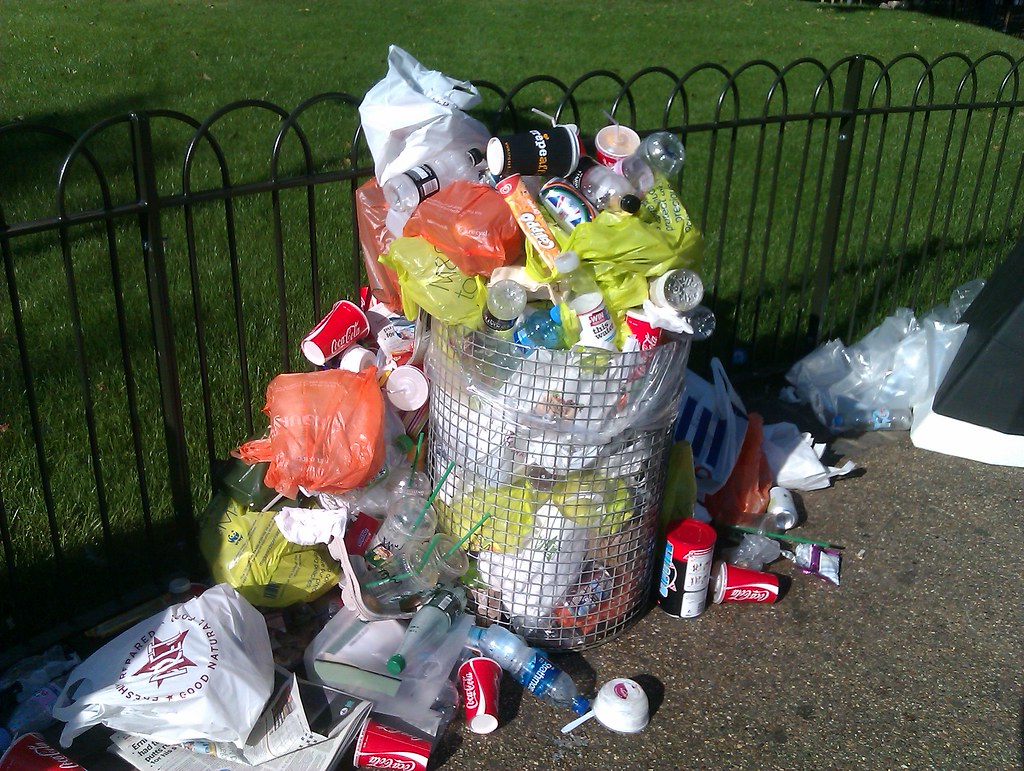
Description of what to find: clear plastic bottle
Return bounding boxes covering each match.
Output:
[553,251,616,350]
[382,148,485,214]
[513,305,566,350]
[482,280,528,338]
[619,131,686,196]
[387,585,468,674]
[566,157,641,214]
[649,268,704,313]
[466,625,590,716]
[5,679,64,737]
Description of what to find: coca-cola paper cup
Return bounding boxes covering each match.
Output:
[301,299,370,366]
[458,655,502,734]
[0,733,89,771]
[624,309,663,351]
[354,717,431,771]
[711,560,780,604]
[594,124,640,168]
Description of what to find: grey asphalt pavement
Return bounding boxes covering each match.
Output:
[44,396,1023,771]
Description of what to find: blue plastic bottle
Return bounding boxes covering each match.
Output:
[466,625,590,715]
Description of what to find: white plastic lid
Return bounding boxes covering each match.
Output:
[168,577,192,596]
[385,365,429,411]
[486,136,506,176]
[553,250,580,274]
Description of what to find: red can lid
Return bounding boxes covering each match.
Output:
[666,518,716,553]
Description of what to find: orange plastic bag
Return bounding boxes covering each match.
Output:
[355,179,403,310]
[236,368,385,499]
[403,180,524,276]
[703,411,772,526]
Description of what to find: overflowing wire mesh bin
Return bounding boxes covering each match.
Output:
[426,322,690,650]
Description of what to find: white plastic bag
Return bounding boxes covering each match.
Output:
[760,421,856,491]
[358,45,490,185]
[53,583,275,748]
[673,358,749,498]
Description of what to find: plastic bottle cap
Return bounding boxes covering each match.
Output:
[168,577,192,596]
[466,625,484,647]
[553,250,580,274]
[386,654,406,675]
[467,147,484,166]
[619,194,642,214]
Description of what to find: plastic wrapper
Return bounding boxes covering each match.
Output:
[786,543,841,586]
[199,495,341,608]
[380,236,486,325]
[403,180,524,276]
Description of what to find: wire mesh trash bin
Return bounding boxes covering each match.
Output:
[426,322,690,650]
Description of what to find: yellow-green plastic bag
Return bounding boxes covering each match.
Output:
[549,471,632,537]
[199,494,340,607]
[380,236,486,326]
[439,477,538,553]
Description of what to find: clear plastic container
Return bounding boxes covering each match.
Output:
[366,495,437,564]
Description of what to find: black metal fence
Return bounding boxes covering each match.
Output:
[1,52,1022,661]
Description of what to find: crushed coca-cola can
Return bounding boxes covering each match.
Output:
[354,717,431,771]
[711,560,780,604]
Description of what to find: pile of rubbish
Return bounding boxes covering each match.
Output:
[3,44,999,770]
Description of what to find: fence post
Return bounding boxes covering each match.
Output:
[131,114,196,550]
[807,55,865,347]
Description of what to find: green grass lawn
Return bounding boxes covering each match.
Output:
[1,0,1022,648]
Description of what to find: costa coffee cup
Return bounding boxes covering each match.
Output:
[623,309,663,351]
[458,655,502,734]
[301,299,370,366]
[486,125,582,178]
[594,124,641,168]
[658,518,716,618]
[354,717,431,771]
[711,560,780,604]
[0,733,90,770]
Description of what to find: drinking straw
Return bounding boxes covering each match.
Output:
[601,110,622,142]
[413,460,455,530]
[409,432,424,484]
[363,533,442,589]
[727,524,842,550]
[364,571,410,589]
[531,107,558,126]
[443,511,493,558]
[416,532,443,573]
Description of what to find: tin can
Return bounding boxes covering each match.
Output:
[658,518,716,618]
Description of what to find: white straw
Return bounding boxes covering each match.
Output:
[560,710,595,734]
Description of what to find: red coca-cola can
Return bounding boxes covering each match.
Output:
[711,560,780,604]
[301,299,370,366]
[0,733,89,770]
[354,717,431,771]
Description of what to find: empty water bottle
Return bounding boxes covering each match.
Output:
[566,157,641,214]
[466,625,590,716]
[620,131,686,196]
[513,305,566,350]
[382,148,485,214]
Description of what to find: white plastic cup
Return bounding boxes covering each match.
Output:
[593,678,649,733]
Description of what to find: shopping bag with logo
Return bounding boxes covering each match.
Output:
[673,357,750,498]
[52,583,274,748]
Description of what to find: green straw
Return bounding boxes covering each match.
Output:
[409,432,424,484]
[727,524,843,550]
[363,532,443,589]
[413,460,455,530]
[443,511,492,558]
[364,570,410,589]
[417,533,443,572]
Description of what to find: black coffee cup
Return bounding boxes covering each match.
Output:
[486,125,582,178]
